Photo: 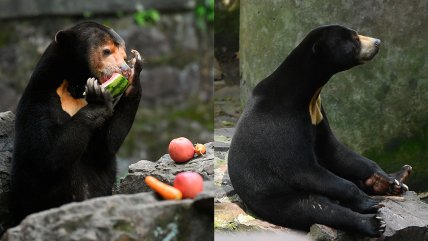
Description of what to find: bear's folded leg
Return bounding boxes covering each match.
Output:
[294,165,382,214]
[251,194,385,238]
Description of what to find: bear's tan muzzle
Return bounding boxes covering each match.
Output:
[358,35,381,62]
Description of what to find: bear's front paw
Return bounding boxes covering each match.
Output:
[130,49,143,74]
[365,165,411,195]
[364,172,393,195]
[387,165,412,195]
[85,78,113,110]
[128,50,143,84]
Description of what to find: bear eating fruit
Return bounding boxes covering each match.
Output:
[228,25,412,237]
[10,21,143,226]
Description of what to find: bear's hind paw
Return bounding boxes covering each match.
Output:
[360,214,386,238]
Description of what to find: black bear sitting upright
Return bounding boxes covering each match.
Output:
[228,25,412,237]
[11,22,143,224]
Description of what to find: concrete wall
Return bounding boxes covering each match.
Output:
[240,0,428,190]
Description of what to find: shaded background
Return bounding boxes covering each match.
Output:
[0,0,214,177]
[215,0,428,193]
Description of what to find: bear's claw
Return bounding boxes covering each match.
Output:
[387,165,412,195]
[127,49,143,84]
[375,215,386,234]
[130,49,143,72]
[378,217,386,233]
[361,215,385,237]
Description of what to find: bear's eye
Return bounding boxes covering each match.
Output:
[353,35,359,42]
[103,49,112,56]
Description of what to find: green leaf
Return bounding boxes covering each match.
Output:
[83,11,92,18]
[195,6,206,16]
[207,12,214,22]
[134,9,161,27]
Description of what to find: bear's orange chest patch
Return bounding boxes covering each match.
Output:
[309,88,323,125]
[56,80,87,117]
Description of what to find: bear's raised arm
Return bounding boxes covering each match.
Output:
[315,107,410,195]
[98,49,143,154]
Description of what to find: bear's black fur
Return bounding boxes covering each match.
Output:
[228,25,411,237]
[10,22,143,225]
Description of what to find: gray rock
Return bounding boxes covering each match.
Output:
[140,64,201,105]
[0,112,15,152]
[216,232,311,241]
[117,142,214,194]
[214,128,234,152]
[127,27,171,61]
[1,192,213,241]
[0,85,18,114]
[308,191,428,241]
[0,111,14,233]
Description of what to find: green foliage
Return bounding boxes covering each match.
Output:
[82,11,93,18]
[134,9,161,27]
[0,31,11,48]
[116,10,124,18]
[195,0,214,29]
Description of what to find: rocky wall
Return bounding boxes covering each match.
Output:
[0,1,214,170]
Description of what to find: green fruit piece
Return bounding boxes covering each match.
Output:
[102,73,129,98]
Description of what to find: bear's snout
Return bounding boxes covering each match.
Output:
[119,63,132,80]
[358,35,381,62]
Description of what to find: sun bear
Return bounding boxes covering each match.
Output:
[228,25,412,237]
[10,22,143,225]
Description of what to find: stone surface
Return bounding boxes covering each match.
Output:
[214,128,428,241]
[0,119,214,240]
[139,64,200,105]
[216,232,311,241]
[0,0,196,19]
[0,111,14,234]
[214,83,242,129]
[239,0,428,191]
[117,142,214,194]
[309,192,428,241]
[1,191,213,241]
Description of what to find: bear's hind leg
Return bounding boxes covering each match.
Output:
[252,194,385,237]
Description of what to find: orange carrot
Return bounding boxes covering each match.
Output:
[145,176,182,200]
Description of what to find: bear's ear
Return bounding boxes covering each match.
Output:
[55,30,74,45]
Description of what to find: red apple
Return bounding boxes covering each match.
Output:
[168,137,195,163]
[174,172,204,199]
